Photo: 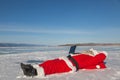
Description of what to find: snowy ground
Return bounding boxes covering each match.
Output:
[0,46,120,80]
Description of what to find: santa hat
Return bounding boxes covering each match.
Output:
[90,48,108,57]
[99,51,108,57]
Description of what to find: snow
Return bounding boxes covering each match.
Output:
[0,46,120,80]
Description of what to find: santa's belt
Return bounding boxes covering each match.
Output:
[67,55,79,71]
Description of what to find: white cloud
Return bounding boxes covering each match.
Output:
[0,28,92,35]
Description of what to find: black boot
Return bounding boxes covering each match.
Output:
[20,63,37,77]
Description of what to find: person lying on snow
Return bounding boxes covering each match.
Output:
[21,47,108,78]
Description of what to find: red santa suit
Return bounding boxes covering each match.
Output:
[33,51,107,77]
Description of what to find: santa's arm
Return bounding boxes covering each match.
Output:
[79,52,107,68]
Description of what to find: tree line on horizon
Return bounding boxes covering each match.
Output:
[60,43,120,46]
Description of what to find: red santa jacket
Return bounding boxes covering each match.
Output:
[71,52,106,69]
[33,52,107,77]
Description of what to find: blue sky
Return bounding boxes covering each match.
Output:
[0,0,120,45]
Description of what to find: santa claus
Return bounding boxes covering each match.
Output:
[21,48,108,78]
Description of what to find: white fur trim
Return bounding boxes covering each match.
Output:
[33,65,45,78]
[59,56,76,73]
[100,51,108,57]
